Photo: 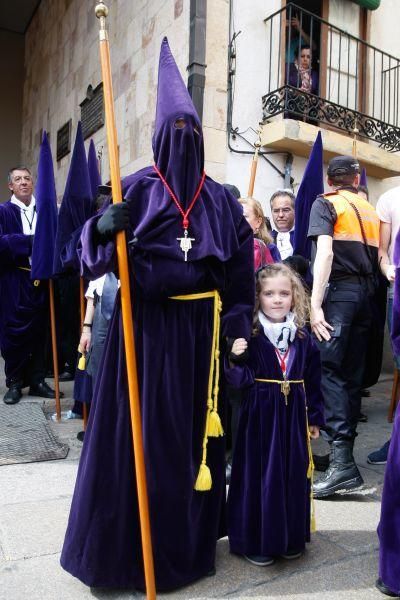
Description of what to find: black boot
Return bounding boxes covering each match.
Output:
[313,440,363,498]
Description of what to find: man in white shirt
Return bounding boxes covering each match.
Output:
[0,167,57,404]
[270,189,296,260]
[367,185,400,465]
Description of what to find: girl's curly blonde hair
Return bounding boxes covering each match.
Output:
[253,263,310,336]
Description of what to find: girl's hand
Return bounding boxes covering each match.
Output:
[231,338,248,356]
[78,331,92,354]
[309,425,320,440]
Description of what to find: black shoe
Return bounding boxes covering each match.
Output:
[244,554,275,566]
[375,577,400,597]
[358,412,368,422]
[313,453,330,472]
[367,440,390,465]
[226,460,232,484]
[3,385,22,405]
[313,441,364,499]
[29,381,64,399]
[58,371,74,382]
[77,431,85,442]
[361,388,371,398]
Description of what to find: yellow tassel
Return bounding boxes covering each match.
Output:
[311,513,316,533]
[78,355,86,370]
[207,410,224,437]
[194,463,212,491]
[307,458,314,479]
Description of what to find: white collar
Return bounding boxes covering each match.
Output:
[274,226,294,236]
[258,310,297,354]
[11,195,36,211]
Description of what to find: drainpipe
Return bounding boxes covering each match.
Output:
[187,0,207,123]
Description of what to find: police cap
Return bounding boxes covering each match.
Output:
[327,155,360,177]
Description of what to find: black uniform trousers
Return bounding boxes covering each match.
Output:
[316,279,372,443]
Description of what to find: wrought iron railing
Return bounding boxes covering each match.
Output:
[262,3,400,152]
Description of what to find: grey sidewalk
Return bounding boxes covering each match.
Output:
[0,366,393,600]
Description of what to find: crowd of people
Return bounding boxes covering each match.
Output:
[1,38,400,598]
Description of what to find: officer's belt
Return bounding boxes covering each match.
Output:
[330,273,372,284]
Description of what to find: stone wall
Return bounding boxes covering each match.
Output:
[0,31,24,199]
[22,0,190,198]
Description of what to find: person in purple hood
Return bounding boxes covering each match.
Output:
[377,226,400,598]
[60,38,254,592]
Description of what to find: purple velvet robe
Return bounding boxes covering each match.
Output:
[378,406,400,594]
[226,330,324,557]
[378,254,400,593]
[0,201,47,385]
[60,170,255,591]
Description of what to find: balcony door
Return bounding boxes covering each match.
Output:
[319,0,370,117]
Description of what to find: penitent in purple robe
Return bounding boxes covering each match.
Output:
[226,331,324,557]
[378,240,400,594]
[60,37,255,592]
[0,201,47,385]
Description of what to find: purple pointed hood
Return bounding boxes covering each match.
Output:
[88,139,101,201]
[360,167,367,187]
[293,131,324,260]
[53,122,94,275]
[31,131,58,280]
[152,37,204,208]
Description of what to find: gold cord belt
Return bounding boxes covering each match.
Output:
[169,290,223,492]
[255,378,304,405]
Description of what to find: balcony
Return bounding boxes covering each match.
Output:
[261,2,400,178]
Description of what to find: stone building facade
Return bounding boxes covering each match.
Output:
[18,0,230,200]
[4,0,400,211]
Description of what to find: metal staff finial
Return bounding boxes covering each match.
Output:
[95,3,108,39]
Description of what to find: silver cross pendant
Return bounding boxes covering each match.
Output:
[177,229,195,261]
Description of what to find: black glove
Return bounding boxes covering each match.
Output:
[96,203,131,242]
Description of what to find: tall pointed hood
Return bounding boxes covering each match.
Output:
[53,122,94,275]
[360,167,368,187]
[293,131,324,260]
[88,139,101,201]
[152,37,204,208]
[31,131,58,280]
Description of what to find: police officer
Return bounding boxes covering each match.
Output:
[308,155,380,498]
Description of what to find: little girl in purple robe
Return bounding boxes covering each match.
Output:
[226,263,325,566]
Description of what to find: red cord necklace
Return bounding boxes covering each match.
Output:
[153,164,206,261]
[275,347,290,374]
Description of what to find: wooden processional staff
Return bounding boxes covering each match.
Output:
[95,3,156,598]
[247,128,263,198]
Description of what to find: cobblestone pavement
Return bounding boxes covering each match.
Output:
[0,362,393,599]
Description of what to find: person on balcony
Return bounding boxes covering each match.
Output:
[287,45,319,96]
[286,13,317,64]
